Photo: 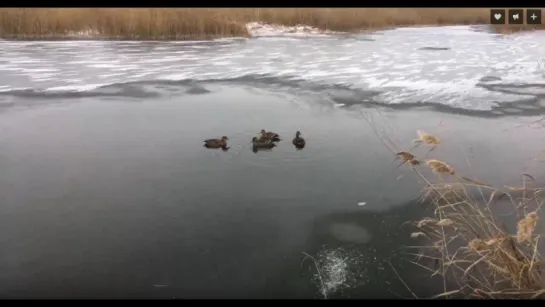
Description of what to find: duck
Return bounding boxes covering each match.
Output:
[260,129,281,142]
[292,131,305,148]
[203,136,229,149]
[252,136,276,149]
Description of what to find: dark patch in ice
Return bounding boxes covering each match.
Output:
[185,83,211,95]
[503,107,525,114]
[2,74,545,119]
[0,85,160,99]
[479,76,502,82]
[356,38,376,42]
[418,47,450,51]
[477,82,545,97]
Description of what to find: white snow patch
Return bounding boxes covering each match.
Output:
[245,22,342,37]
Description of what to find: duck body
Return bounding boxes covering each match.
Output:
[260,129,281,142]
[203,136,229,149]
[252,136,276,149]
[292,131,306,148]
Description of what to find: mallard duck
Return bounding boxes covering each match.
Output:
[203,136,229,149]
[252,136,276,149]
[260,129,281,142]
[292,131,305,148]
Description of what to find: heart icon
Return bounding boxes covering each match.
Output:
[494,13,502,20]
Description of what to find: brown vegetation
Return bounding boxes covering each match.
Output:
[392,129,545,299]
[0,8,541,40]
[361,110,545,298]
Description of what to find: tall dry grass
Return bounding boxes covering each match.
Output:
[0,8,503,39]
[0,8,248,39]
[368,117,545,299]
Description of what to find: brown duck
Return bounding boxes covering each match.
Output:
[252,136,276,149]
[260,129,281,142]
[203,136,229,149]
[292,131,305,148]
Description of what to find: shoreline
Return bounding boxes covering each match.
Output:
[0,35,247,41]
[0,7,542,41]
[0,23,543,41]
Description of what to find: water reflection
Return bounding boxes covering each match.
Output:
[251,136,278,153]
[252,146,275,154]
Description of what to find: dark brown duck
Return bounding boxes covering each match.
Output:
[260,129,281,142]
[203,136,229,149]
[292,131,305,149]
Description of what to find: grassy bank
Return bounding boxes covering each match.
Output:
[0,8,540,40]
[390,130,545,299]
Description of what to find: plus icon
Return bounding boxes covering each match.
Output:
[527,9,542,25]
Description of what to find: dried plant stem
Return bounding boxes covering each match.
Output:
[364,111,545,299]
[387,261,419,299]
[302,252,328,299]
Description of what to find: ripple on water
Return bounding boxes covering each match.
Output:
[308,246,383,299]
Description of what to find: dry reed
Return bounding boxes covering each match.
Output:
[416,130,441,145]
[397,151,420,166]
[426,159,456,175]
[373,123,545,299]
[0,8,542,40]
